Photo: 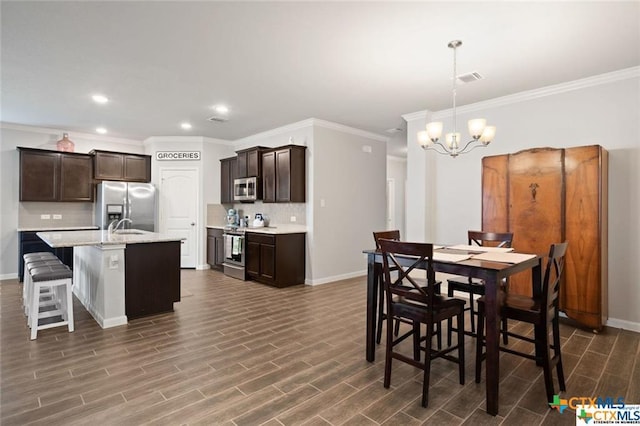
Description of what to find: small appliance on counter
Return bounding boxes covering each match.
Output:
[252,213,264,228]
[226,209,239,227]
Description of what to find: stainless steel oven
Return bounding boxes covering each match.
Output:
[223,227,246,280]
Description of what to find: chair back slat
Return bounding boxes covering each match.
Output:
[378,239,437,308]
[543,242,568,314]
[468,230,513,248]
[373,230,401,249]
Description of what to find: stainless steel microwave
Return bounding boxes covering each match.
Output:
[233,177,260,201]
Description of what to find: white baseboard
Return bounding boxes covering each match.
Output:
[196,264,211,270]
[605,317,640,333]
[0,273,18,281]
[305,270,367,286]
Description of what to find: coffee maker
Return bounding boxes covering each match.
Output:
[226,209,239,227]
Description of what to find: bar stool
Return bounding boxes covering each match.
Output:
[23,258,66,317]
[28,265,74,340]
[22,252,59,315]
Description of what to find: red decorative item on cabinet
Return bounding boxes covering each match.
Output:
[56,133,75,152]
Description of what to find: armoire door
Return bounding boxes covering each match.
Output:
[563,145,607,328]
[508,148,564,295]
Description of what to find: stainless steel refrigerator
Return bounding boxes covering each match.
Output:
[95,181,157,231]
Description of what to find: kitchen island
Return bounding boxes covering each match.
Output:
[37,229,183,328]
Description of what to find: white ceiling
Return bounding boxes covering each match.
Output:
[2,2,639,156]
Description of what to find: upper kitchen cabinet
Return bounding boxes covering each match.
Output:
[220,156,237,204]
[91,150,151,182]
[19,147,94,202]
[236,146,267,178]
[262,145,306,203]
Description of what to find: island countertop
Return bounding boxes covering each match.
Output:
[36,229,184,248]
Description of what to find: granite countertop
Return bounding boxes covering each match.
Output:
[36,229,184,248]
[206,224,307,234]
[18,226,100,232]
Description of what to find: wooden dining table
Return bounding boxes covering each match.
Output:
[364,247,542,416]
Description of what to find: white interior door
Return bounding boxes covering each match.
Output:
[159,168,198,268]
[387,178,396,230]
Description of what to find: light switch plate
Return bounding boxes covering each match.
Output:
[290,216,297,222]
[53,214,62,220]
[40,214,51,220]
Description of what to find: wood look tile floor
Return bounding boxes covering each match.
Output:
[2,270,639,425]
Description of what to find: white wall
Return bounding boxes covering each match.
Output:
[310,124,387,284]
[0,124,145,279]
[144,136,233,269]
[404,69,640,329]
[386,156,406,236]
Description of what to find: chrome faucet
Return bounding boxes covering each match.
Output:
[108,218,132,234]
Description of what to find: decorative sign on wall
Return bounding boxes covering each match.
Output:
[156,151,201,161]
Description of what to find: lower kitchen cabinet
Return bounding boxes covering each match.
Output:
[18,231,73,281]
[206,228,225,270]
[125,241,181,319]
[246,232,305,287]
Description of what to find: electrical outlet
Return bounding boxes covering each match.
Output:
[320,199,326,207]
[40,214,51,220]
[290,216,297,222]
[53,214,62,220]
[109,254,119,269]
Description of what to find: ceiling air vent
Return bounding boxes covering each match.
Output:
[207,115,228,123]
[457,71,484,84]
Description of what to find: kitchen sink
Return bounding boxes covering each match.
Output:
[114,230,145,235]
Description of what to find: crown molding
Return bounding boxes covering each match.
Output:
[233,119,315,145]
[0,122,143,145]
[405,66,640,121]
[401,110,431,122]
[310,118,389,143]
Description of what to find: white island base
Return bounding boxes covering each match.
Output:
[73,244,128,328]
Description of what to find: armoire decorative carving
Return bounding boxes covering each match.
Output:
[482,145,608,330]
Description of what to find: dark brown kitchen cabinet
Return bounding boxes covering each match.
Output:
[220,156,237,204]
[482,145,608,330]
[206,228,225,270]
[91,150,151,182]
[246,232,305,287]
[262,145,306,203]
[236,146,267,178]
[19,148,94,202]
[125,241,180,319]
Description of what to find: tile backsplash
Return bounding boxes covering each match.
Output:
[207,202,307,226]
[19,202,94,229]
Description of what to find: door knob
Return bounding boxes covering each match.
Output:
[191,222,196,226]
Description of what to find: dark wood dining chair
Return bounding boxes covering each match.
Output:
[378,239,465,407]
[447,230,513,346]
[475,242,568,404]
[373,231,443,349]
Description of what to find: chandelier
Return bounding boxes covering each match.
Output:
[417,40,496,157]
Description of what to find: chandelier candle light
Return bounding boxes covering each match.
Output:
[418,40,496,157]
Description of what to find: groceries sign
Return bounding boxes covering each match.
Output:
[156,151,201,161]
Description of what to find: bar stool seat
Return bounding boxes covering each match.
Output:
[28,264,74,340]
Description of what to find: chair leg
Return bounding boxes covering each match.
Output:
[421,319,433,407]
[501,317,509,345]
[413,322,421,361]
[541,323,555,403]
[447,286,454,347]
[553,315,566,392]
[383,311,394,389]
[468,291,476,334]
[457,311,465,385]
[435,321,442,350]
[475,303,485,384]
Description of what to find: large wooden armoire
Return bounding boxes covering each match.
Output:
[482,145,608,330]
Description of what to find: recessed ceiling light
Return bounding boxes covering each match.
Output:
[96,127,107,134]
[181,122,192,130]
[213,105,229,114]
[92,94,109,104]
